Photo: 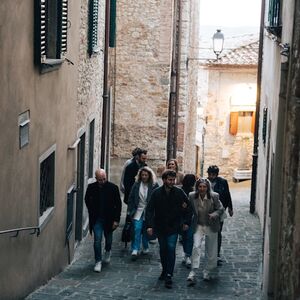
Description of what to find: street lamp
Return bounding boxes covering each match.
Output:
[212,29,224,60]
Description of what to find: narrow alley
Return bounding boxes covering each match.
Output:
[26,181,262,300]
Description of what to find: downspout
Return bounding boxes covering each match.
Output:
[250,0,265,214]
[173,0,181,159]
[101,0,110,172]
[167,0,181,160]
[167,0,178,161]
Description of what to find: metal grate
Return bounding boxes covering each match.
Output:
[262,107,268,146]
[66,185,75,242]
[40,152,55,216]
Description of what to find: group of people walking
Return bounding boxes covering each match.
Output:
[84,147,233,289]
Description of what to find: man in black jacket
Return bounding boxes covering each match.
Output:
[207,165,233,265]
[85,169,122,272]
[146,170,192,289]
[123,149,147,204]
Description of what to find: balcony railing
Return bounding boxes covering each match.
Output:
[266,0,282,37]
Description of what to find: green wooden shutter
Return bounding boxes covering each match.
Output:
[58,0,68,57]
[88,0,99,55]
[267,0,281,36]
[109,0,117,48]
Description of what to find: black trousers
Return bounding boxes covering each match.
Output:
[218,221,224,257]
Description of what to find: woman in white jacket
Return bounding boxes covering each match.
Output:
[187,178,224,283]
[127,166,159,260]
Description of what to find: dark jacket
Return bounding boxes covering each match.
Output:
[145,185,192,235]
[85,181,122,234]
[127,181,159,218]
[210,176,233,210]
[123,160,146,204]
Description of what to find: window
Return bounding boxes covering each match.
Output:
[267,0,282,37]
[262,107,268,146]
[88,119,95,178]
[35,0,68,71]
[229,111,255,135]
[39,146,55,226]
[88,0,99,55]
[109,0,117,48]
[66,185,76,243]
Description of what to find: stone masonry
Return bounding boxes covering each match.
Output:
[110,0,200,181]
[76,0,106,175]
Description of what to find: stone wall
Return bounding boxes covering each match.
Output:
[276,1,300,298]
[76,0,106,176]
[182,0,201,174]
[110,0,200,183]
[110,0,174,181]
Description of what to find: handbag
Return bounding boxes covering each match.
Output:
[121,215,133,248]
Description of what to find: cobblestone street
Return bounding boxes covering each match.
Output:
[26,181,262,300]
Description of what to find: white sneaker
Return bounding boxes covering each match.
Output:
[94,261,102,272]
[182,256,187,265]
[103,251,111,263]
[187,270,196,282]
[185,257,192,268]
[142,248,149,255]
[203,271,211,281]
[131,250,138,261]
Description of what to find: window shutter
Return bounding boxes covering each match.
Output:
[251,111,256,134]
[267,0,281,36]
[109,0,117,48]
[88,0,99,55]
[35,0,47,64]
[58,0,68,57]
[229,112,239,135]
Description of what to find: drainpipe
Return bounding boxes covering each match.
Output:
[173,0,181,159]
[250,0,265,214]
[100,0,110,172]
[167,0,181,160]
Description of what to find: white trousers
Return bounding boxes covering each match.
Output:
[191,225,218,275]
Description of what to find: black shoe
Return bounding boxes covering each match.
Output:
[165,274,173,289]
[158,272,166,281]
[217,257,223,266]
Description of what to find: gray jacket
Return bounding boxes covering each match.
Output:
[189,191,224,233]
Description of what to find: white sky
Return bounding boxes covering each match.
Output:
[200,0,262,27]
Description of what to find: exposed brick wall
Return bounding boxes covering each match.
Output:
[110,0,200,183]
[112,0,173,165]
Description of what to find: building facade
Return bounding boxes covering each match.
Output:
[0,1,108,298]
[254,0,300,298]
[197,42,258,179]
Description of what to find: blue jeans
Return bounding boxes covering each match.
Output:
[93,218,112,263]
[157,233,178,276]
[131,218,149,251]
[181,226,194,257]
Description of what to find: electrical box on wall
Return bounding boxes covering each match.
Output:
[18,110,30,149]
